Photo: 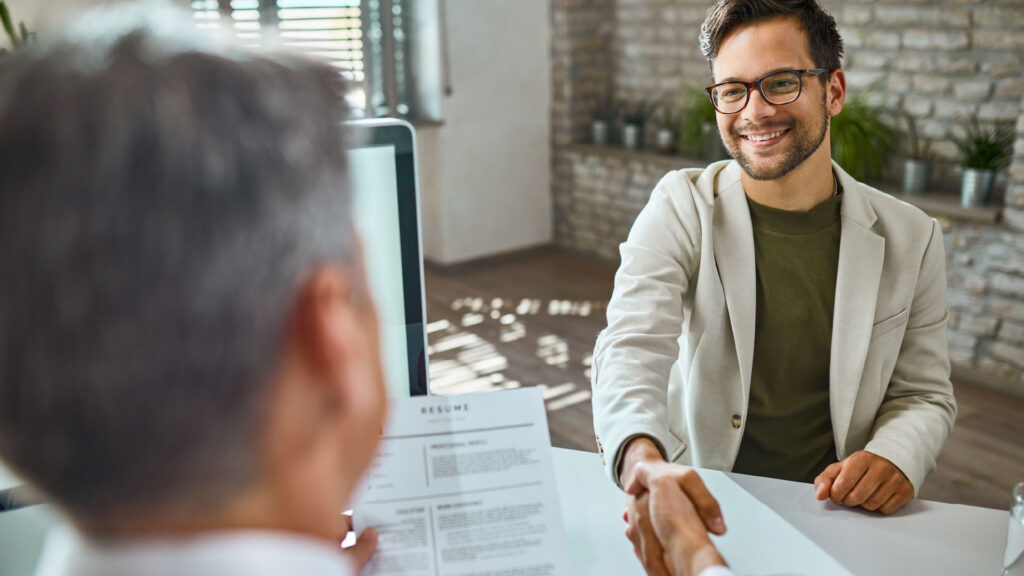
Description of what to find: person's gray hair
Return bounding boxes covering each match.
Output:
[0,2,354,521]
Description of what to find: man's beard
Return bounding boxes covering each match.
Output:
[724,92,829,181]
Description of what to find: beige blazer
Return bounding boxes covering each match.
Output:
[592,160,957,494]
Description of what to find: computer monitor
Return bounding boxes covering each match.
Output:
[345,118,429,397]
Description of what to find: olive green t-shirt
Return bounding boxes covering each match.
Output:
[732,192,843,483]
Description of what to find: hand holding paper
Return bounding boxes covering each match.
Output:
[350,387,568,576]
[339,512,378,572]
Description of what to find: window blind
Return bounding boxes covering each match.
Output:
[191,0,438,120]
[191,0,366,112]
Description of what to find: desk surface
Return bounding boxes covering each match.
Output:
[553,447,1008,576]
[0,450,1010,576]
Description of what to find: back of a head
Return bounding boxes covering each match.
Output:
[0,1,353,524]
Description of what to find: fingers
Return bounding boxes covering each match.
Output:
[814,461,842,501]
[336,512,355,543]
[626,462,726,535]
[875,472,914,515]
[626,464,727,576]
[841,460,889,507]
[817,451,915,515]
[878,485,913,515]
[828,454,870,504]
[644,479,723,576]
[860,473,903,511]
[626,492,671,576]
[675,468,726,535]
[345,528,378,571]
[637,523,670,576]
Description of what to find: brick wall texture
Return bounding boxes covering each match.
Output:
[610,0,1024,173]
[551,0,1024,388]
[944,219,1024,385]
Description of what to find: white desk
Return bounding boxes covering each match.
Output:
[553,447,1008,576]
[0,450,1010,576]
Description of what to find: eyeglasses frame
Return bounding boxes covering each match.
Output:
[704,69,831,115]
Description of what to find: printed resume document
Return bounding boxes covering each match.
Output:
[352,387,568,576]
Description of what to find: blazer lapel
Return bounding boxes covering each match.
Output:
[829,163,885,456]
[712,163,756,402]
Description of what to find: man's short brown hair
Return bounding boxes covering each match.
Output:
[699,0,844,73]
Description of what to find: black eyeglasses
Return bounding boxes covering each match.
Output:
[705,69,830,114]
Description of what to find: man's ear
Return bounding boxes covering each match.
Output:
[291,266,361,405]
[828,68,846,117]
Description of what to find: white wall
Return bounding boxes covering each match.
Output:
[417,125,445,260]
[2,0,186,36]
[3,0,552,266]
[419,0,552,265]
[2,0,77,39]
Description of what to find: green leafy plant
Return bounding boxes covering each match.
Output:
[830,88,897,182]
[951,114,1014,171]
[679,86,718,155]
[0,1,32,54]
[899,110,933,161]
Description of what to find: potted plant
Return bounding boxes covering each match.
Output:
[899,110,934,196]
[621,100,654,151]
[679,87,727,161]
[951,114,1014,207]
[655,105,682,154]
[0,1,32,53]
[830,88,897,183]
[590,97,617,147]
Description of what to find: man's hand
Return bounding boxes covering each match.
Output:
[339,512,378,571]
[625,461,728,576]
[619,437,672,576]
[813,450,914,515]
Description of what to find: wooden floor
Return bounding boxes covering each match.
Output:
[423,249,1024,510]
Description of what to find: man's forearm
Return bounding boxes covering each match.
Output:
[618,436,666,487]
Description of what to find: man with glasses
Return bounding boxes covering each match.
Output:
[591,1,956,574]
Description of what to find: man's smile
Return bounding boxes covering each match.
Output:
[739,128,790,147]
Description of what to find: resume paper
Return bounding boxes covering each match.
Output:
[352,387,568,576]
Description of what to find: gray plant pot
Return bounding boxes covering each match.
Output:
[622,123,643,150]
[961,167,996,207]
[902,158,933,196]
[700,122,729,162]
[591,119,609,146]
[655,128,675,153]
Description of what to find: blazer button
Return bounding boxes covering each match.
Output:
[731,415,742,429]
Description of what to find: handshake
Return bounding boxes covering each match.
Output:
[623,460,730,576]
[620,438,914,576]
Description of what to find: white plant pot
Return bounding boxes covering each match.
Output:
[622,123,643,150]
[655,128,675,153]
[591,119,609,146]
